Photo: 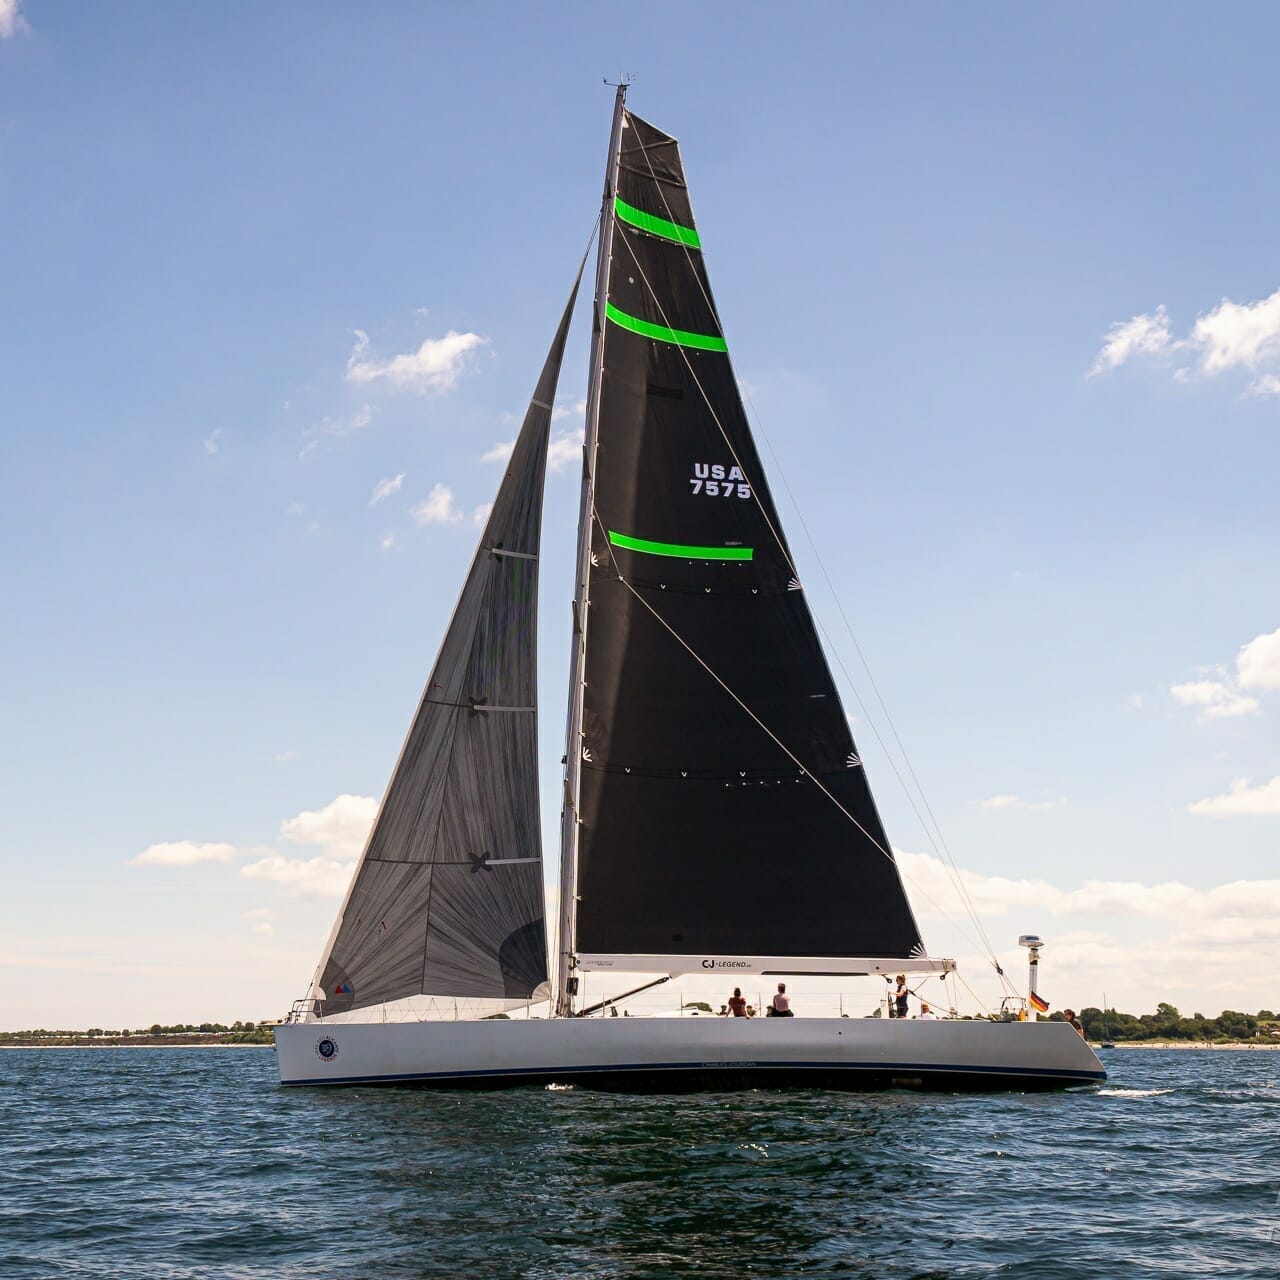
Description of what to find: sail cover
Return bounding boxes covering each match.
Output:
[313,281,580,1015]
[573,112,924,960]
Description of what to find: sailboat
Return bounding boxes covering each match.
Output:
[1100,994,1116,1049]
[274,88,1104,1092]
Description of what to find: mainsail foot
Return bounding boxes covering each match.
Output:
[575,954,957,978]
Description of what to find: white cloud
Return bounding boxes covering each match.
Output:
[485,424,582,472]
[471,502,493,527]
[547,428,583,473]
[1088,306,1171,377]
[300,404,375,459]
[369,473,405,507]
[1237,627,1280,691]
[285,501,304,517]
[1188,288,1280,374]
[345,328,487,392]
[481,439,515,465]
[240,855,353,900]
[1090,287,1280,389]
[1187,776,1280,818]
[279,793,377,859]
[203,428,223,456]
[379,532,398,552]
[273,750,297,764]
[1171,627,1278,720]
[978,794,1066,812]
[242,908,275,936]
[896,849,1280,922]
[411,483,463,526]
[552,398,587,423]
[0,0,29,39]
[129,841,241,867]
[1170,680,1259,719]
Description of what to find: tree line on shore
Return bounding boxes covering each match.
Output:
[1063,1003,1276,1042]
[0,1021,275,1045]
[2,1005,1277,1044]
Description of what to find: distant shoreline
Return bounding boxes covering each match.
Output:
[1092,1040,1280,1050]
[3,1035,1277,1051]
[0,1034,275,1044]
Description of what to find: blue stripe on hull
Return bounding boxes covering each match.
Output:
[282,1058,1106,1089]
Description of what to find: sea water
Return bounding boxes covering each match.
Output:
[1,1046,1274,1278]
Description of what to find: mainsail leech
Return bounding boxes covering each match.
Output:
[310,270,583,1017]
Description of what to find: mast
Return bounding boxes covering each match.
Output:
[557,82,628,1017]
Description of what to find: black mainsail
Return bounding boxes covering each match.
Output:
[311,279,580,1016]
[562,100,925,988]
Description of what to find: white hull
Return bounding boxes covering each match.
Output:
[275,1017,1105,1091]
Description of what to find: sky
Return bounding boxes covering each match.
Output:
[1,2,1278,1029]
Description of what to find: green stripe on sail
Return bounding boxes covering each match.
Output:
[608,530,753,561]
[614,196,702,248]
[605,302,728,352]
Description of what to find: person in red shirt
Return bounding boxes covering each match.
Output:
[728,987,747,1017]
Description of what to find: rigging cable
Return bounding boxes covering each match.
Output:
[590,506,991,1011]
[546,211,603,995]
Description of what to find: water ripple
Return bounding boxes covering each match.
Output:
[0,1048,1276,1278]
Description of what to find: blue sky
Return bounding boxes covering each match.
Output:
[2,3,1277,1028]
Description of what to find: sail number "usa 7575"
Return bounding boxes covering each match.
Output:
[690,462,752,499]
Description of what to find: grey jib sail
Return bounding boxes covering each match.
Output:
[314,282,580,1015]
[572,110,924,960]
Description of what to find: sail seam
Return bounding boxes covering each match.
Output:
[618,161,688,189]
[420,697,531,711]
[364,856,539,868]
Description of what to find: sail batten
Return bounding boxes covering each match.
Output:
[570,109,926,965]
[311,274,583,1017]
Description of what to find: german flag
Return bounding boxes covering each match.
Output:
[1029,992,1050,1014]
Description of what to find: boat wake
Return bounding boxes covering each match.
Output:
[1097,1087,1172,1097]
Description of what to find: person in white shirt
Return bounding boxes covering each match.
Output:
[918,1003,937,1020]
[770,982,794,1017]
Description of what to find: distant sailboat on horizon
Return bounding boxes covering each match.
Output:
[274,86,1105,1092]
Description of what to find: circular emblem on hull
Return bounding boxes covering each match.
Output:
[315,1036,339,1062]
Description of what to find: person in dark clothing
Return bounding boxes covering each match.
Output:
[893,975,909,1020]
